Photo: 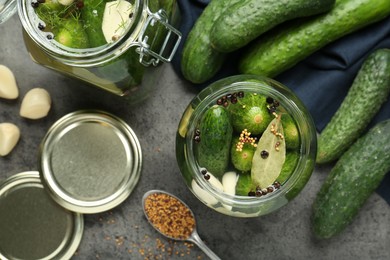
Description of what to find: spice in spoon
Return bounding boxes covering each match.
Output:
[144,192,196,240]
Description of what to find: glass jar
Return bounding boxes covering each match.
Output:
[17,0,181,104]
[0,0,17,24]
[176,75,317,217]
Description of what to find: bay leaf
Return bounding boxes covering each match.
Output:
[251,116,286,189]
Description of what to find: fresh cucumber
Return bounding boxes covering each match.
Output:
[196,105,233,178]
[239,0,390,78]
[227,93,273,135]
[281,113,300,150]
[210,0,335,53]
[81,0,108,47]
[312,119,390,239]
[317,49,390,164]
[231,136,256,173]
[54,18,90,49]
[180,0,239,84]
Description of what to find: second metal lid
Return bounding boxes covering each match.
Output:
[38,110,142,214]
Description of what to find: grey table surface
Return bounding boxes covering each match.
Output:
[1,14,390,260]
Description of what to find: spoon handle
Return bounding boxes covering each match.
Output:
[189,231,221,260]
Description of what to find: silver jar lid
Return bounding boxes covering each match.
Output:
[38,110,142,214]
[0,171,83,260]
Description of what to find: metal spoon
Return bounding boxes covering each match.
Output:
[142,190,221,260]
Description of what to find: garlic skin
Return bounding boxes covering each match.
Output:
[0,65,19,99]
[20,88,52,119]
[0,123,21,156]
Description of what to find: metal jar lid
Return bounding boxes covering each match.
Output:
[0,171,83,260]
[38,110,142,214]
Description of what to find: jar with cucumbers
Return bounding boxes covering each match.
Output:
[176,75,317,217]
[18,0,181,103]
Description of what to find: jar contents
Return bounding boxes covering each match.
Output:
[144,192,195,240]
[21,0,181,98]
[194,91,301,197]
[32,0,135,48]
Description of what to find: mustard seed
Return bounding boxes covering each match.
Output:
[144,193,195,240]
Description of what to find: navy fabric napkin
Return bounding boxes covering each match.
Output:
[172,0,390,205]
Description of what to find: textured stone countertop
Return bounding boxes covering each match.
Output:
[1,14,389,260]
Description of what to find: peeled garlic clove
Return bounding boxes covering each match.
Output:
[205,171,224,191]
[191,180,219,206]
[0,123,20,156]
[20,88,51,119]
[0,65,19,99]
[222,171,238,196]
[102,0,134,43]
[58,0,74,5]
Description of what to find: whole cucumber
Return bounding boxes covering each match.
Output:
[181,0,239,84]
[210,0,335,53]
[317,49,390,164]
[239,0,390,78]
[54,18,90,49]
[196,105,233,178]
[81,0,108,47]
[312,119,390,239]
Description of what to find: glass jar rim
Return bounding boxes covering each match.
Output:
[184,75,317,209]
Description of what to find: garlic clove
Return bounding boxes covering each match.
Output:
[20,88,52,119]
[206,171,224,191]
[102,0,134,43]
[0,65,19,99]
[58,0,74,5]
[222,171,238,196]
[191,180,219,206]
[0,123,21,156]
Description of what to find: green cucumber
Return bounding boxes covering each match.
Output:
[239,0,390,78]
[54,19,90,49]
[312,119,390,239]
[81,0,108,47]
[227,93,273,135]
[196,105,233,178]
[181,0,239,84]
[210,0,335,53]
[317,49,390,164]
[231,136,256,173]
[276,151,299,184]
[235,173,254,196]
[281,113,300,150]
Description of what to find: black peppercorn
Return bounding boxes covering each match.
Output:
[201,169,207,175]
[266,97,274,104]
[248,191,256,197]
[194,135,200,143]
[237,91,244,98]
[31,1,39,8]
[204,174,210,180]
[260,150,269,159]
[38,23,45,30]
[268,105,277,114]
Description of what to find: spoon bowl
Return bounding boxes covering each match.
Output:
[142,190,221,260]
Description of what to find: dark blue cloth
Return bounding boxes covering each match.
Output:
[172,0,390,205]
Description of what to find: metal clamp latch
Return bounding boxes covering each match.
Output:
[136,9,182,67]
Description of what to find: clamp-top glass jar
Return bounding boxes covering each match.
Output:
[18,0,181,103]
